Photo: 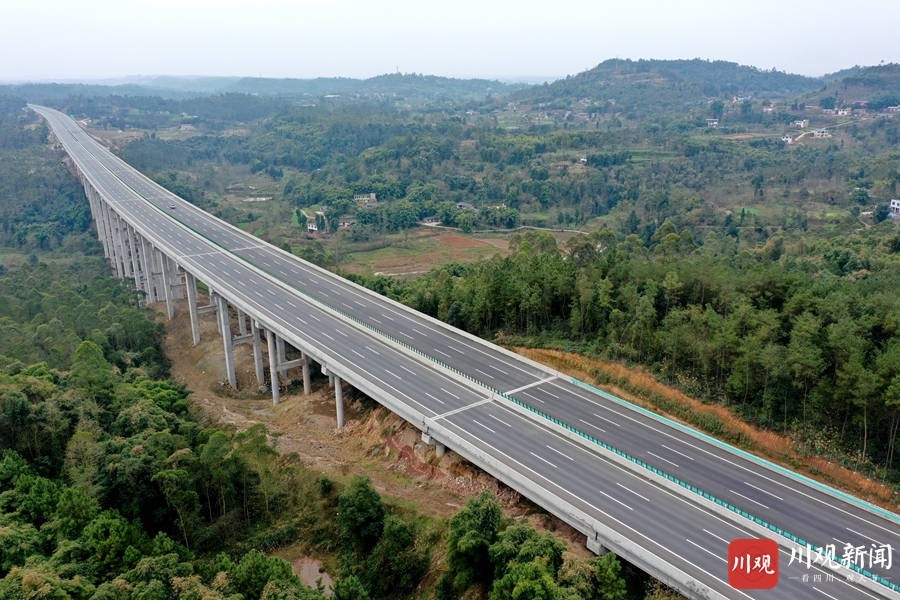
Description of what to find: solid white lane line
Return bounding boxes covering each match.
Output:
[728,489,769,510]
[647,451,680,469]
[546,444,575,461]
[660,443,695,461]
[616,482,650,502]
[472,419,496,434]
[529,451,558,470]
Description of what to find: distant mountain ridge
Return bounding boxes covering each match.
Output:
[0,73,526,106]
[811,63,900,109]
[4,60,896,113]
[510,58,824,116]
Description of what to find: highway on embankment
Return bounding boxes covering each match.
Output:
[33,104,898,600]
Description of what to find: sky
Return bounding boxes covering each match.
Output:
[3,0,898,83]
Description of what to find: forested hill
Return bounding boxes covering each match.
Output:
[1,73,526,106]
[809,63,900,109]
[512,58,823,115]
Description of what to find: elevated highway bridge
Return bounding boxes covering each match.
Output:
[31,104,899,600]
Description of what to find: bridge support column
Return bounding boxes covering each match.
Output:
[251,320,265,386]
[276,335,286,364]
[215,294,237,389]
[113,213,132,280]
[266,329,280,405]
[157,248,175,320]
[236,310,247,336]
[171,261,185,300]
[421,433,446,457]
[87,187,111,261]
[334,376,345,428]
[586,534,608,556]
[185,272,200,345]
[138,236,155,302]
[301,352,311,395]
[126,225,142,295]
[107,207,125,279]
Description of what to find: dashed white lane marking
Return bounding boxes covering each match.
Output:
[647,451,679,469]
[728,489,769,510]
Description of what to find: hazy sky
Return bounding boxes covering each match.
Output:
[3,0,898,82]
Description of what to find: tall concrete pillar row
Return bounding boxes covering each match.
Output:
[215,294,237,389]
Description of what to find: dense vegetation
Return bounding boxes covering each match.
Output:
[23,61,895,480]
[0,97,652,599]
[371,226,900,475]
[1,57,897,597]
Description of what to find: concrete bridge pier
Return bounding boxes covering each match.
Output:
[184,272,200,345]
[214,293,237,389]
[138,236,155,302]
[250,319,265,386]
[113,212,132,280]
[301,352,311,394]
[108,208,126,279]
[156,247,175,320]
[265,329,281,405]
[420,432,446,457]
[320,365,345,428]
[334,376,345,428]
[125,225,141,295]
[86,186,112,261]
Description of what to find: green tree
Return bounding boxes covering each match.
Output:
[69,340,116,405]
[444,491,502,591]
[489,560,559,600]
[332,574,370,600]
[336,476,385,558]
[362,515,428,599]
[592,553,627,600]
[231,549,294,600]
